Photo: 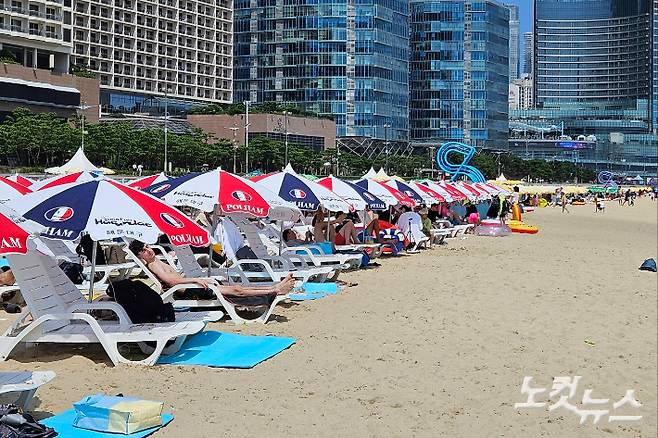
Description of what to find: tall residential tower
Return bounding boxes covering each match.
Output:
[505,4,519,81]
[70,0,234,114]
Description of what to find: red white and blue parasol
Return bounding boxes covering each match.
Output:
[0,176,32,204]
[353,179,416,208]
[7,179,209,246]
[317,176,387,211]
[128,172,169,190]
[146,168,301,221]
[252,165,350,212]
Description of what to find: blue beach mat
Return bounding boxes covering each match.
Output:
[157,331,295,368]
[289,282,339,301]
[41,410,173,438]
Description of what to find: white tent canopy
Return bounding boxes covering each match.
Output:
[45,148,115,175]
[362,167,377,179]
[495,173,507,182]
[374,167,390,182]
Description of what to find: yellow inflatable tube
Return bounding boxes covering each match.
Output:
[508,220,539,234]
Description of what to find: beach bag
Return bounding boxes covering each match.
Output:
[58,261,84,285]
[72,394,163,434]
[0,404,58,438]
[109,280,175,324]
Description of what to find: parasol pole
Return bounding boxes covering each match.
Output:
[87,235,97,303]
[278,219,284,256]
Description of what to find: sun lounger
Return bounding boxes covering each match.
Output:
[0,370,55,410]
[0,252,208,366]
[124,246,287,324]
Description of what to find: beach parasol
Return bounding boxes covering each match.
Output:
[354,179,416,208]
[0,205,44,255]
[146,168,301,221]
[418,180,454,202]
[128,172,169,190]
[457,182,486,200]
[437,182,469,201]
[6,174,36,188]
[0,176,32,204]
[317,176,387,211]
[32,170,103,191]
[406,181,446,203]
[384,180,425,205]
[8,179,210,301]
[252,164,350,212]
[8,179,209,246]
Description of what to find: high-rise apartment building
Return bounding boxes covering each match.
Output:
[506,4,519,81]
[509,0,656,175]
[233,0,409,146]
[522,31,533,77]
[509,75,533,110]
[410,0,509,149]
[0,0,71,72]
[70,0,233,115]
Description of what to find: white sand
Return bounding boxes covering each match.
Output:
[1,197,656,437]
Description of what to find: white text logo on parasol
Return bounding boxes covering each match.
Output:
[160,212,185,228]
[1,237,23,250]
[44,207,74,222]
[231,190,252,202]
[363,192,375,201]
[404,191,416,198]
[149,184,171,194]
[289,189,307,199]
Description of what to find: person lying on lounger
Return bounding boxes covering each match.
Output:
[128,240,295,299]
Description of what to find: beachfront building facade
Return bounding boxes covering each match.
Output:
[509,0,657,176]
[69,0,234,116]
[0,0,71,72]
[505,3,519,82]
[409,0,510,150]
[233,0,409,157]
[0,1,101,123]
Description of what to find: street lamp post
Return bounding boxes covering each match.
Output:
[78,102,97,151]
[429,146,436,177]
[243,100,251,173]
[283,111,290,166]
[162,88,171,173]
[226,123,240,173]
[383,123,391,173]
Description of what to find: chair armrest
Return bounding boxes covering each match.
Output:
[68,302,132,325]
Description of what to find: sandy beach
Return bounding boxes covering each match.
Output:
[1,197,656,437]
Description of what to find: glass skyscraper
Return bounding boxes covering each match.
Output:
[535,0,651,105]
[510,0,657,175]
[651,1,658,136]
[233,0,409,142]
[409,0,509,149]
[505,4,520,81]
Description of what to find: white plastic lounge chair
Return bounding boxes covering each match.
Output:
[260,221,363,269]
[0,252,208,366]
[0,371,55,410]
[232,219,339,282]
[396,213,430,252]
[124,246,287,324]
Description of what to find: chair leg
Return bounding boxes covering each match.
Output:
[16,388,37,411]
